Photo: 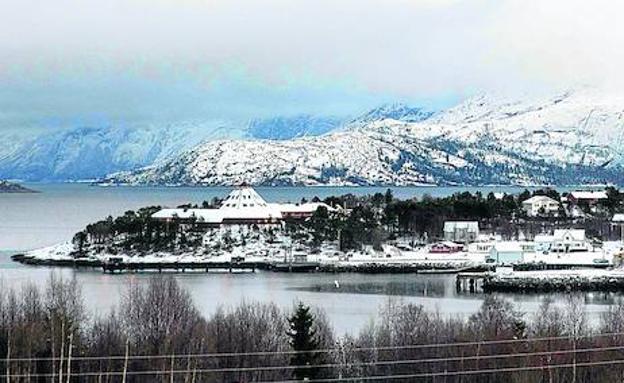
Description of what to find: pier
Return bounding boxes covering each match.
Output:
[101,257,260,273]
[455,272,490,293]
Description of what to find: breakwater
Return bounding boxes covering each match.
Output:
[481,271,624,293]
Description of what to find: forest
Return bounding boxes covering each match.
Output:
[2,275,624,382]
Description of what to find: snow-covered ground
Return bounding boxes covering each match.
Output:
[21,236,621,272]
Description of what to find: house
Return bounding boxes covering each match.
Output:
[443,221,479,243]
[276,202,340,220]
[551,229,591,253]
[152,186,337,227]
[568,191,608,206]
[612,214,624,242]
[521,195,560,217]
[532,229,593,253]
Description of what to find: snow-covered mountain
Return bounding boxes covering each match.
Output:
[0,103,430,181]
[0,123,245,181]
[103,89,624,186]
[350,103,435,125]
[247,115,343,140]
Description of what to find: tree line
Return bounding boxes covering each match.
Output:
[3,275,624,382]
[72,187,624,256]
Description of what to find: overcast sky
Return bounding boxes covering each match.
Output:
[1,0,623,132]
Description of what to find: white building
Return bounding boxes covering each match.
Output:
[152,186,338,226]
[522,195,560,217]
[534,229,592,253]
[443,221,479,243]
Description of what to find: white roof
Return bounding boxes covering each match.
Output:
[613,213,624,222]
[553,229,586,241]
[534,234,555,243]
[219,186,282,220]
[522,195,559,204]
[152,186,282,222]
[491,241,524,252]
[443,221,479,231]
[275,202,338,214]
[152,208,223,223]
[570,191,608,200]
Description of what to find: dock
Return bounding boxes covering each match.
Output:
[102,258,261,273]
[456,272,490,293]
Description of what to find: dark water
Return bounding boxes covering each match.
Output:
[0,183,615,333]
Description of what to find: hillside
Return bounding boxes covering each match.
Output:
[0,180,37,193]
[0,124,245,181]
[102,89,624,186]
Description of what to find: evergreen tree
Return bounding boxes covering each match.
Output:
[287,303,320,380]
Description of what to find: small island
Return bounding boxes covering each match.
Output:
[0,180,38,193]
[13,185,624,287]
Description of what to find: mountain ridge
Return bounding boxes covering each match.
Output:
[101,88,624,187]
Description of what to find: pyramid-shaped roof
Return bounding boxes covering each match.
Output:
[219,186,282,220]
[221,186,269,209]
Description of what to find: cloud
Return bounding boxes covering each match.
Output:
[0,0,622,128]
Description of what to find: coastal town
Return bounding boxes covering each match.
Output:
[13,185,624,292]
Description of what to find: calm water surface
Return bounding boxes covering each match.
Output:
[0,184,616,333]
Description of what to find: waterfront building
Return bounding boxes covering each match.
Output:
[533,229,593,253]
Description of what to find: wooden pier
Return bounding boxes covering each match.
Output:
[102,259,260,274]
[266,261,320,272]
[456,272,490,293]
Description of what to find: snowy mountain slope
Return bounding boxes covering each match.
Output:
[247,115,343,140]
[0,123,246,181]
[421,88,624,167]
[103,88,624,186]
[350,103,434,124]
[0,102,435,181]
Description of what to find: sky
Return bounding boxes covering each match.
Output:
[1,0,623,133]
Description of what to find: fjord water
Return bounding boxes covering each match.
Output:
[0,183,615,333]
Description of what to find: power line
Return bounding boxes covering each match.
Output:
[4,331,624,363]
[3,343,624,379]
[4,355,624,380]
[267,357,624,382]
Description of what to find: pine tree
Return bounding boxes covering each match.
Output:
[287,303,320,380]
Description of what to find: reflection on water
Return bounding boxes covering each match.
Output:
[291,278,447,298]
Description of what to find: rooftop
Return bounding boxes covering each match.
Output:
[522,195,559,204]
[570,190,608,200]
[443,221,479,231]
